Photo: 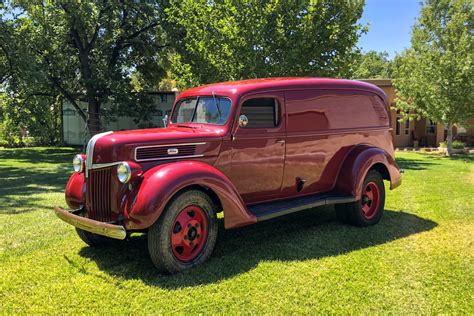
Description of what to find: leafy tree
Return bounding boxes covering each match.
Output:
[1,1,168,137]
[164,0,367,89]
[351,50,393,79]
[393,0,473,156]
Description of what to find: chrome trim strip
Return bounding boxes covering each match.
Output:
[135,154,205,162]
[134,142,206,162]
[85,131,113,177]
[91,162,122,170]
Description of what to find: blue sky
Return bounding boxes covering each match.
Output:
[357,0,422,59]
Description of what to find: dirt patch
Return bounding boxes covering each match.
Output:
[468,170,474,184]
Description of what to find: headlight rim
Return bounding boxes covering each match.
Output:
[117,162,132,183]
[73,154,85,173]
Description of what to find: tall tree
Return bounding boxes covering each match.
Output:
[351,50,393,79]
[1,1,168,136]
[164,0,366,89]
[393,0,473,156]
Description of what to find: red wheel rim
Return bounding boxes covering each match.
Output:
[361,182,380,219]
[170,205,209,262]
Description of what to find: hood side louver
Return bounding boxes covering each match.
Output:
[135,143,204,161]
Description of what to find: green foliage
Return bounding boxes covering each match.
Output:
[0,92,62,147]
[164,0,367,89]
[1,1,168,137]
[351,50,393,79]
[393,0,474,155]
[439,140,465,149]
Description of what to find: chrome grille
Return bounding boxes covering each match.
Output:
[86,167,113,222]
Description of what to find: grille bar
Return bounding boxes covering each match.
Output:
[86,168,113,222]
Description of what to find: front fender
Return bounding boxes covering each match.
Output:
[124,161,256,230]
[65,172,85,209]
[335,145,401,199]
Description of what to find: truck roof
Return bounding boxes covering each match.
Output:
[178,77,387,104]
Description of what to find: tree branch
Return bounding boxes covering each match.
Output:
[50,76,87,122]
[0,43,15,79]
[86,1,110,53]
[125,22,159,41]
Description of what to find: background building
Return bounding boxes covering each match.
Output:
[363,79,473,147]
[62,91,176,146]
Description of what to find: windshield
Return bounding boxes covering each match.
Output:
[171,97,232,125]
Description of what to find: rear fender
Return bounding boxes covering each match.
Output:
[335,145,401,199]
[124,161,256,230]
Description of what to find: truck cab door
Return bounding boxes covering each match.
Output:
[230,93,286,204]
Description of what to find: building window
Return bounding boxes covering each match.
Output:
[63,108,76,116]
[405,120,410,135]
[395,110,401,136]
[426,119,436,134]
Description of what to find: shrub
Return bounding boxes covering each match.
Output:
[439,141,466,149]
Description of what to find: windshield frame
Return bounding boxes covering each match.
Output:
[170,96,233,126]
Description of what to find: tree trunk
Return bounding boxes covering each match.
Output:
[445,123,453,157]
[87,98,101,136]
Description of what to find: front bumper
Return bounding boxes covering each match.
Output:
[54,206,127,240]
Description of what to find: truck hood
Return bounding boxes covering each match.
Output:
[92,125,226,164]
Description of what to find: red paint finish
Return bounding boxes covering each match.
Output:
[65,172,85,209]
[361,182,380,219]
[228,92,286,203]
[62,77,401,232]
[170,205,208,262]
[124,161,256,230]
[335,145,400,198]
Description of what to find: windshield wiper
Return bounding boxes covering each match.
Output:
[212,91,222,118]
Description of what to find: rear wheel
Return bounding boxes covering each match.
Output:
[148,189,218,274]
[75,228,121,246]
[335,170,385,226]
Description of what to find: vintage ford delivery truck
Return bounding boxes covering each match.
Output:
[55,78,401,274]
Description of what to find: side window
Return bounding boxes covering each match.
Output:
[240,98,279,128]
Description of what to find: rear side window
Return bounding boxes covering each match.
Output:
[240,98,279,128]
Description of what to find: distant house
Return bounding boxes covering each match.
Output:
[62,91,177,146]
[362,79,474,147]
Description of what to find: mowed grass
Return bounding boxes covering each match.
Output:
[0,147,473,313]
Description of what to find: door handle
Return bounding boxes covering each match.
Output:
[276,139,285,144]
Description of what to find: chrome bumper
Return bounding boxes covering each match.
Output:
[54,206,126,240]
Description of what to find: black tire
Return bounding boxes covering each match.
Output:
[148,189,218,274]
[75,228,121,246]
[335,170,385,227]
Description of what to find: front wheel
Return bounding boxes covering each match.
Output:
[148,189,218,274]
[335,170,385,227]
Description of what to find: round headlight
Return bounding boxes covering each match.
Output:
[73,154,84,173]
[117,162,132,183]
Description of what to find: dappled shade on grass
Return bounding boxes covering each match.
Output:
[78,208,436,288]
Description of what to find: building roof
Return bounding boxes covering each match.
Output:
[177,77,388,102]
[359,79,392,87]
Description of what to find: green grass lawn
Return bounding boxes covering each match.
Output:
[1,147,473,313]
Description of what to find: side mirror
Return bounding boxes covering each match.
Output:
[239,114,248,127]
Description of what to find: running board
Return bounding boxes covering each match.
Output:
[248,193,358,222]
